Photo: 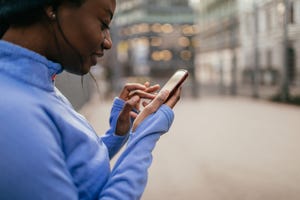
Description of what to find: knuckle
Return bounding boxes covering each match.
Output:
[124,101,132,107]
[143,106,151,113]
[147,105,156,113]
[130,90,138,96]
[124,83,132,89]
[157,95,165,103]
[123,102,132,110]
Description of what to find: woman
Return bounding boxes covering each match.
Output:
[0,0,181,199]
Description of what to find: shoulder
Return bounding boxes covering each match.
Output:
[0,72,61,144]
[0,75,78,199]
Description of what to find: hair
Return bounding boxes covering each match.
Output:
[0,0,101,94]
[0,0,84,38]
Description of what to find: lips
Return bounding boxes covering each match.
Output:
[93,51,104,57]
[89,48,104,66]
[94,53,104,57]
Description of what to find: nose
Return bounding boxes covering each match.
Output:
[103,30,112,50]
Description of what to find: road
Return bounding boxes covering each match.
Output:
[80,96,300,200]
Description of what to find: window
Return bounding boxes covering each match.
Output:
[266,49,272,68]
[288,2,294,24]
[265,7,272,31]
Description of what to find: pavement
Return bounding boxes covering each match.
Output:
[80,95,300,200]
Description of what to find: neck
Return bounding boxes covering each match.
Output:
[2,22,55,59]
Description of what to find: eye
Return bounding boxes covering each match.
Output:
[100,21,110,31]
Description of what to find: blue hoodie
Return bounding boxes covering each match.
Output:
[0,40,174,200]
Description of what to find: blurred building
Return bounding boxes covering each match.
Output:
[194,0,240,95]
[193,0,300,98]
[114,0,198,83]
[55,72,94,110]
[238,0,300,93]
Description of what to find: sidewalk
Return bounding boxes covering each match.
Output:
[80,96,300,200]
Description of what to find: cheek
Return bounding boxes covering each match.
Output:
[65,17,103,56]
[79,23,104,54]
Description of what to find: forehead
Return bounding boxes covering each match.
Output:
[81,0,116,19]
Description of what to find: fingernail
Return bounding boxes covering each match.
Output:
[132,95,139,102]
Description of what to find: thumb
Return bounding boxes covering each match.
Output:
[116,95,140,136]
[132,90,169,132]
[122,95,140,115]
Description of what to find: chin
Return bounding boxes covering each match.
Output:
[64,64,91,75]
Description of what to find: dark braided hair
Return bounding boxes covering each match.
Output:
[0,0,84,38]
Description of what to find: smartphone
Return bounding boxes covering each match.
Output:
[160,69,189,102]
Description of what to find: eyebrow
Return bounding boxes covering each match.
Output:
[105,8,114,20]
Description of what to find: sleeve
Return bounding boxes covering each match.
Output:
[98,105,174,200]
[55,88,128,159]
[100,97,130,159]
[0,105,78,200]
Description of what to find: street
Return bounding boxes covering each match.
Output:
[80,96,300,200]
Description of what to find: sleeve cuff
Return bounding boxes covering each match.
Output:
[133,104,174,135]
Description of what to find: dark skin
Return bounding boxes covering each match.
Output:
[2,0,182,135]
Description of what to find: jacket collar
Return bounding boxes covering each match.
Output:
[0,40,63,91]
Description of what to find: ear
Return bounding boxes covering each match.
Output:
[45,6,56,20]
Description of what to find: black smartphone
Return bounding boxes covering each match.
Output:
[160,69,189,102]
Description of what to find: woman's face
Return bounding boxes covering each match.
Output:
[52,0,116,75]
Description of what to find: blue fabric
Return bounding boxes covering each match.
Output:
[0,40,174,200]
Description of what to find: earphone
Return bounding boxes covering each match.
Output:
[51,13,56,20]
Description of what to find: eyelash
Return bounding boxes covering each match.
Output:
[101,22,110,31]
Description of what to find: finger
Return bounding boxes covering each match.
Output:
[116,95,140,135]
[165,87,182,109]
[144,81,150,88]
[132,110,148,132]
[134,98,141,111]
[145,84,160,93]
[129,111,138,119]
[119,83,146,100]
[128,84,160,100]
[142,100,150,107]
[132,90,169,131]
[147,89,169,111]
[128,90,156,100]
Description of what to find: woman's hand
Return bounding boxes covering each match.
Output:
[116,82,160,136]
[132,87,182,132]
